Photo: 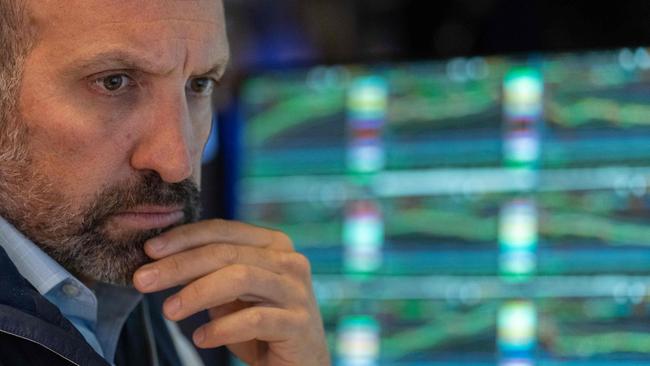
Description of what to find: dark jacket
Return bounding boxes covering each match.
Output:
[0,246,229,366]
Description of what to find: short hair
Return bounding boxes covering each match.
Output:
[0,0,35,162]
[0,0,34,124]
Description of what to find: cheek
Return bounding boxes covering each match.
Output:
[20,70,138,162]
[20,69,141,160]
[25,108,130,166]
[20,105,137,204]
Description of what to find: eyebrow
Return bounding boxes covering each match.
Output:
[197,62,228,81]
[71,50,170,75]
[70,50,228,79]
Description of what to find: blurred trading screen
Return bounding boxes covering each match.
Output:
[238,48,650,365]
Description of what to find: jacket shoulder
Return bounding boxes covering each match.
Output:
[0,330,82,366]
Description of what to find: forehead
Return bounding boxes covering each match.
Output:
[27,0,228,73]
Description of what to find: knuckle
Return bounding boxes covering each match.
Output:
[187,282,204,301]
[173,225,192,244]
[294,310,311,328]
[179,225,192,238]
[208,218,226,227]
[168,255,184,275]
[286,253,312,278]
[231,265,253,287]
[208,244,239,265]
[202,324,218,340]
[222,245,241,265]
[247,310,265,328]
[211,218,234,239]
[272,230,294,251]
[277,252,293,268]
[284,310,309,337]
[206,244,221,260]
[292,284,311,307]
[206,322,227,341]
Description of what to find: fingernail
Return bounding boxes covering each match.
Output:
[147,239,167,254]
[165,295,182,317]
[136,268,158,288]
[193,328,205,345]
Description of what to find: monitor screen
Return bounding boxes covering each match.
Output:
[237,48,650,365]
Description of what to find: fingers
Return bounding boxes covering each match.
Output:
[135,244,276,292]
[134,244,312,293]
[145,219,294,257]
[192,307,307,349]
[161,265,295,322]
[132,219,329,363]
[208,300,248,320]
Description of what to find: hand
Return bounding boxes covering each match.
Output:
[133,219,331,366]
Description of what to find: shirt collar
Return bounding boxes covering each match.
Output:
[0,217,98,323]
[0,216,145,364]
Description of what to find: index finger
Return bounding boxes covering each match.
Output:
[146,219,294,257]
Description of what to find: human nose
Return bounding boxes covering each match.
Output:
[130,93,195,183]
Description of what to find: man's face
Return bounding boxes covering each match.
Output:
[0,0,229,285]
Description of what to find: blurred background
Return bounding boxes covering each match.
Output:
[199,1,650,365]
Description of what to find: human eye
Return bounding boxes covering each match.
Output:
[89,73,137,96]
[186,77,217,97]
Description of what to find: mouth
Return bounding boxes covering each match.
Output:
[111,205,185,231]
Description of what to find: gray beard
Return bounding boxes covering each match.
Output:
[41,224,165,286]
[0,149,201,286]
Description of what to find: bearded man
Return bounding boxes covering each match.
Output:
[0,1,330,365]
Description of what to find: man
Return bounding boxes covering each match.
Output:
[0,1,330,365]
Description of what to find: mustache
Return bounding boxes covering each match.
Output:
[78,172,201,233]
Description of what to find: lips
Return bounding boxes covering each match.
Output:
[111,205,184,230]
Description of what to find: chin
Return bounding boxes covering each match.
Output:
[51,227,164,287]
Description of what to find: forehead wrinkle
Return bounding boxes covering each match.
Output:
[71,49,177,76]
[169,35,228,78]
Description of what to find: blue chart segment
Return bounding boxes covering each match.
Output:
[238,49,650,365]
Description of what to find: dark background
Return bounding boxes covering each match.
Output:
[224,0,650,70]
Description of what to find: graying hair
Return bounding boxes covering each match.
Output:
[0,0,34,161]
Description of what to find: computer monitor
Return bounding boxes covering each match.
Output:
[236,48,650,365]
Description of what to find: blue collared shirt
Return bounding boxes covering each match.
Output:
[0,217,142,365]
